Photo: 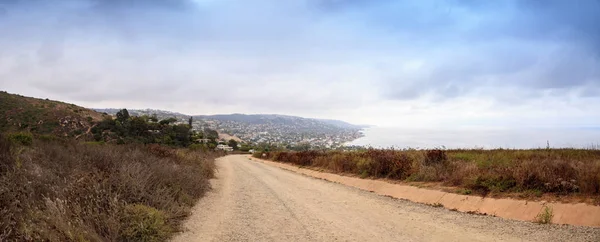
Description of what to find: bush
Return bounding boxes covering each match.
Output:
[424,149,447,166]
[261,148,600,197]
[37,134,59,142]
[535,206,553,224]
[0,141,219,241]
[0,134,14,174]
[7,132,33,146]
[120,204,172,242]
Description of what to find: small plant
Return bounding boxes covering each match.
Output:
[360,170,369,179]
[456,189,472,195]
[430,203,444,208]
[535,206,553,224]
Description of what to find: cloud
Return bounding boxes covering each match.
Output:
[0,0,599,127]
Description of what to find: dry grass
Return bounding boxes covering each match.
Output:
[0,134,219,241]
[256,148,600,197]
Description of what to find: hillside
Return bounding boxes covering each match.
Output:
[0,91,106,137]
[96,109,364,147]
[195,114,363,147]
[197,114,364,129]
[95,108,188,121]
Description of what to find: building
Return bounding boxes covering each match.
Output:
[216,144,234,152]
[196,138,211,143]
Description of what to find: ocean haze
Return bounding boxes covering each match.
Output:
[349,127,600,149]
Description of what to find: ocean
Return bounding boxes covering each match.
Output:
[348,127,600,149]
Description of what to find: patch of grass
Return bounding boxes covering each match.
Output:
[535,206,554,224]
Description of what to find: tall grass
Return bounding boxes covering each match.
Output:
[0,134,219,241]
[256,148,600,196]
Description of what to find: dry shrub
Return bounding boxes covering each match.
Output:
[576,161,600,194]
[511,157,586,194]
[424,149,447,166]
[263,148,600,197]
[119,204,172,242]
[0,140,219,241]
[0,134,15,174]
[147,144,175,158]
[329,153,354,173]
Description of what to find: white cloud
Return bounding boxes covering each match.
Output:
[0,0,599,128]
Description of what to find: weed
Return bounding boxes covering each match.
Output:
[456,189,472,195]
[535,206,554,224]
[430,203,444,208]
[360,170,369,179]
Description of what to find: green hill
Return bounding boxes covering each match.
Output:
[0,91,106,138]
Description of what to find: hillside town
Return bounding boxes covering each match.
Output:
[199,118,362,148]
[95,109,364,149]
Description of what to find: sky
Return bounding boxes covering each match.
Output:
[0,0,599,128]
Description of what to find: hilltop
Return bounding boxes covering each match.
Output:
[0,91,106,138]
[196,114,364,129]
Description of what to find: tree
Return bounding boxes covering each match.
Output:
[159,118,177,125]
[116,109,130,123]
[172,124,192,147]
[204,128,219,140]
[149,114,158,123]
[188,116,193,127]
[129,116,149,138]
[228,139,239,150]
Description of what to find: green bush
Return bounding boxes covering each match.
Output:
[535,206,553,224]
[120,204,173,242]
[8,133,33,146]
[37,134,58,142]
[356,158,373,177]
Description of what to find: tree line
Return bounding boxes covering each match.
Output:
[91,109,219,148]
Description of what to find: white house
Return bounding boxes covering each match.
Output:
[215,144,234,152]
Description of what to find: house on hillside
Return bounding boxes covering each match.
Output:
[216,144,233,152]
[196,138,211,143]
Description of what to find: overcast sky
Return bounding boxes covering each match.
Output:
[1,0,599,127]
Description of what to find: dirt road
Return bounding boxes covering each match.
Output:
[173,155,600,242]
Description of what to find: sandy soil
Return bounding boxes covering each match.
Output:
[172,155,600,242]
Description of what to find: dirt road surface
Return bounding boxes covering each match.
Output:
[172,155,600,242]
